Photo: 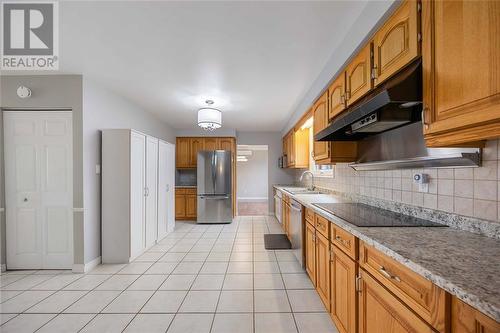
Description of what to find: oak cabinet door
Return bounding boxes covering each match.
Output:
[358,271,434,333]
[328,72,346,120]
[452,297,500,333]
[176,137,191,168]
[186,194,197,218]
[218,137,234,151]
[373,0,419,86]
[175,193,186,219]
[346,44,372,106]
[288,132,295,167]
[330,246,357,333]
[313,93,330,161]
[305,222,317,286]
[204,137,218,151]
[422,0,500,146]
[189,138,204,167]
[315,232,330,310]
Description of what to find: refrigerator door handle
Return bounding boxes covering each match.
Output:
[199,195,229,200]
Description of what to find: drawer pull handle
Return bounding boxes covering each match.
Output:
[379,266,401,282]
[335,235,350,247]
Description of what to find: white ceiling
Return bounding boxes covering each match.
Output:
[23,1,372,131]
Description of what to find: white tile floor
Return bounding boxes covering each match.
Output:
[0,216,338,333]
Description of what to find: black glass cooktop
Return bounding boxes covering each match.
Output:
[312,202,447,227]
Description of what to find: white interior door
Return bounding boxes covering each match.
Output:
[157,140,175,240]
[130,131,146,259]
[145,136,158,248]
[4,111,73,269]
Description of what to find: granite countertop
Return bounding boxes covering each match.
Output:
[175,185,197,188]
[274,185,500,322]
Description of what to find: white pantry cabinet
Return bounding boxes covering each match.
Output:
[102,129,173,263]
[157,140,175,240]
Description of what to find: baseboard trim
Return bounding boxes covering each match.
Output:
[1,264,6,272]
[237,197,268,202]
[72,256,101,273]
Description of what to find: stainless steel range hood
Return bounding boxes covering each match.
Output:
[316,60,422,142]
[348,122,481,171]
[313,57,481,170]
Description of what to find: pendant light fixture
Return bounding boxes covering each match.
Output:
[198,99,222,131]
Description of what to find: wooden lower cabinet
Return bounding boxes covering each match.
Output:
[358,270,434,333]
[175,188,197,220]
[186,193,197,219]
[330,245,357,333]
[305,221,316,286]
[175,192,186,218]
[452,297,500,333]
[315,232,330,309]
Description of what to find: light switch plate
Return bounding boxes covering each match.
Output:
[95,164,101,175]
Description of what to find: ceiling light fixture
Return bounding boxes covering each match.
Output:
[198,99,222,131]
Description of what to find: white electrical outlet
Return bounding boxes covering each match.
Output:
[413,173,429,193]
[96,164,101,175]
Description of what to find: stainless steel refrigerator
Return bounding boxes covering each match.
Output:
[197,150,232,224]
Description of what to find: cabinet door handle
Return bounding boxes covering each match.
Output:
[371,66,378,80]
[422,107,430,129]
[379,266,401,282]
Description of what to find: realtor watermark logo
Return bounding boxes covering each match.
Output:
[1,1,59,70]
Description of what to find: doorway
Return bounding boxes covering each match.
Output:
[4,111,73,269]
[236,145,269,215]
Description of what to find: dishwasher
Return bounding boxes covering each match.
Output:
[274,190,282,224]
[289,199,305,268]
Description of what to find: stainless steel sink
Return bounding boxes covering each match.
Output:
[282,188,322,195]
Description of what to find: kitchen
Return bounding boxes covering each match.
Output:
[0,0,499,332]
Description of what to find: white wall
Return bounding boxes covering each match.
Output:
[237,149,268,200]
[236,131,295,212]
[82,78,175,264]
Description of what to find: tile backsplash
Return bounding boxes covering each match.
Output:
[297,140,500,224]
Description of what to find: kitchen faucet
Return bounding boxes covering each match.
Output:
[299,170,314,191]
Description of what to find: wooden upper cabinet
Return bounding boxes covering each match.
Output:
[373,0,419,86]
[330,246,357,333]
[358,270,435,333]
[176,137,191,168]
[346,43,372,106]
[422,0,500,146]
[282,129,309,169]
[328,72,346,121]
[452,297,500,333]
[313,92,330,161]
[189,137,204,167]
[204,137,218,151]
[218,137,234,151]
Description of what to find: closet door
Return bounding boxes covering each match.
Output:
[158,140,175,240]
[145,136,159,248]
[4,111,73,269]
[130,131,146,258]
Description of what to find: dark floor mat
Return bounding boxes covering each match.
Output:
[264,234,292,250]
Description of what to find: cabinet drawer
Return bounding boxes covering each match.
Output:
[305,208,314,223]
[315,214,329,238]
[359,241,449,333]
[330,224,357,260]
[175,188,187,194]
[185,188,197,195]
